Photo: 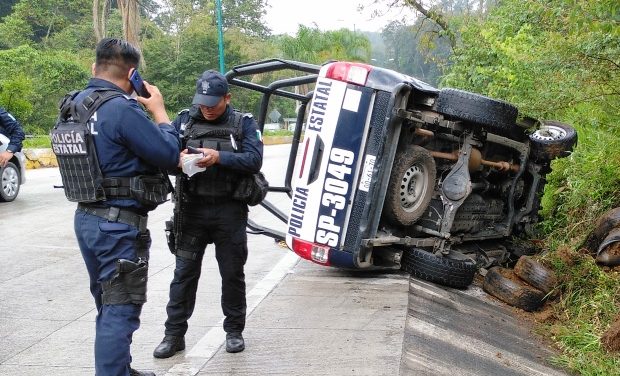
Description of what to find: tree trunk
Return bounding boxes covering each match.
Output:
[117,0,144,66]
[93,0,109,42]
[93,0,102,42]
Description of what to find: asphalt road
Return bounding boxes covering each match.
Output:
[0,144,568,375]
[0,145,409,376]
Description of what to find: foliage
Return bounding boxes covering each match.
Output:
[278,25,371,64]
[0,0,19,19]
[0,45,89,134]
[1,0,92,46]
[219,0,271,38]
[142,11,248,114]
[543,249,620,375]
[264,129,293,137]
[380,20,450,85]
[433,0,620,373]
[23,135,52,148]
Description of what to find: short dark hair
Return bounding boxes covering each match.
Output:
[94,38,141,79]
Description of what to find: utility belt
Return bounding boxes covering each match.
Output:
[77,203,148,233]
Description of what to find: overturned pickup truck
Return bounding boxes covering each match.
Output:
[227,59,576,288]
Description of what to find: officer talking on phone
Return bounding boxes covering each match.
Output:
[51,38,180,376]
[153,70,263,358]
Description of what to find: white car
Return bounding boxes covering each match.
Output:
[0,133,27,202]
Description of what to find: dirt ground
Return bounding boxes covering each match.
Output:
[605,242,620,257]
[602,314,620,352]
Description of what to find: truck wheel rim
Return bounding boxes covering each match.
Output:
[531,125,567,141]
[400,164,427,211]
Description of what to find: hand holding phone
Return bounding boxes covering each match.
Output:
[129,69,151,98]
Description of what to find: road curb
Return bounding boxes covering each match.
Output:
[22,148,58,169]
[23,136,295,170]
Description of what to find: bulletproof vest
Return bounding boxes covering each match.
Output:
[51,89,171,206]
[182,110,245,198]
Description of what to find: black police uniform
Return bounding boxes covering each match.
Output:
[71,78,179,376]
[0,107,25,153]
[164,104,263,338]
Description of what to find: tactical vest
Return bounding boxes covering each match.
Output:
[182,110,246,198]
[51,88,171,206]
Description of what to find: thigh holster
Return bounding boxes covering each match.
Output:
[102,230,151,305]
[102,258,148,305]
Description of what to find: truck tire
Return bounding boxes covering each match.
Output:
[483,267,545,311]
[384,145,436,226]
[436,88,519,137]
[513,256,558,297]
[402,247,476,289]
[529,120,577,161]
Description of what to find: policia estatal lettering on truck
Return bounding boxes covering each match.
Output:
[50,38,179,376]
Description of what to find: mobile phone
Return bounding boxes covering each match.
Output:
[129,69,151,98]
[186,146,202,154]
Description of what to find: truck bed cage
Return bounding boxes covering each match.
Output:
[225,59,321,241]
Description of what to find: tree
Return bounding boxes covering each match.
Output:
[0,45,89,134]
[279,25,371,64]
[380,20,449,85]
[92,0,110,42]
[1,0,92,46]
[117,0,141,50]
[0,0,19,19]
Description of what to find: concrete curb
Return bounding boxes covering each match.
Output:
[23,148,58,169]
[23,136,295,170]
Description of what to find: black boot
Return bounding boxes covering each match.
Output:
[129,368,156,376]
[153,335,185,359]
[225,332,245,353]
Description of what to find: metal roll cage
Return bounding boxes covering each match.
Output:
[225,59,321,240]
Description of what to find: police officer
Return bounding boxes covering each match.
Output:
[58,38,180,376]
[0,107,25,168]
[153,70,263,358]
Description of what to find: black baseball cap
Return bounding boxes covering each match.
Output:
[192,70,229,107]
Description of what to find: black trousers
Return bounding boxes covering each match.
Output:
[164,199,248,335]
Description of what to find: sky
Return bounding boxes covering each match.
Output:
[264,0,418,35]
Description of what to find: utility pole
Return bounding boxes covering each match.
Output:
[216,0,225,73]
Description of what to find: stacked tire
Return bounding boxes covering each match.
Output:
[482,256,558,311]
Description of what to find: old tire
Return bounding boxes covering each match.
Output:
[384,145,436,226]
[581,207,620,254]
[483,267,545,311]
[513,256,557,296]
[0,162,20,202]
[529,120,577,161]
[402,247,476,289]
[436,88,519,137]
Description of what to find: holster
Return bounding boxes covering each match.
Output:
[101,230,151,305]
[101,258,148,305]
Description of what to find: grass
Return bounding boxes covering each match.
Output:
[263,129,293,137]
[542,248,620,375]
[536,118,620,375]
[23,135,52,148]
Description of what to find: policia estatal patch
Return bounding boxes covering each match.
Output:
[52,88,173,206]
[51,130,88,155]
[51,89,124,203]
